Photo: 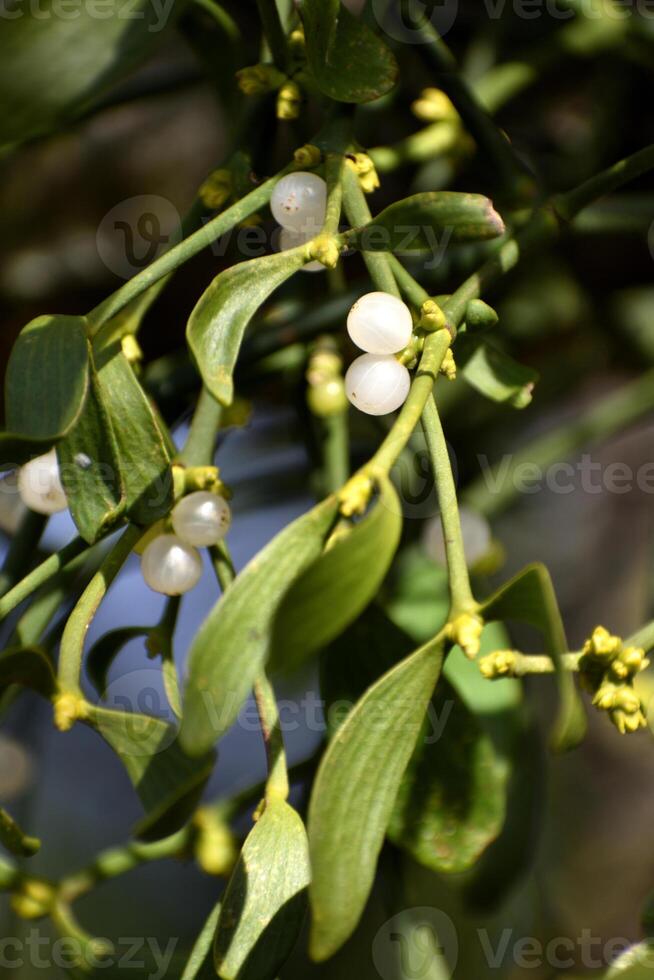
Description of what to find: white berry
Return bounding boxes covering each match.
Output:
[18,449,68,515]
[171,491,231,548]
[423,507,491,567]
[270,172,327,234]
[345,354,411,416]
[141,534,203,596]
[347,292,413,354]
[279,227,324,273]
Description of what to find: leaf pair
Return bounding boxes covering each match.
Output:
[181,478,402,756]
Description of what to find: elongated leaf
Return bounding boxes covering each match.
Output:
[298,0,398,103]
[0,808,40,858]
[187,249,306,406]
[180,496,339,755]
[347,193,505,254]
[0,1,183,146]
[214,800,310,980]
[308,636,444,961]
[94,343,173,525]
[481,563,586,751]
[604,943,654,979]
[57,365,125,543]
[181,904,222,980]
[86,705,215,841]
[459,338,538,408]
[388,679,509,874]
[270,477,402,672]
[2,315,90,468]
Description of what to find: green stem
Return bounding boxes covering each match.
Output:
[627,621,654,655]
[486,652,582,677]
[58,526,143,696]
[322,413,349,494]
[421,396,475,615]
[191,0,240,39]
[87,168,292,330]
[256,0,289,70]
[177,388,224,468]
[386,255,430,307]
[341,166,400,297]
[0,537,89,623]
[463,366,654,518]
[253,671,289,802]
[555,143,654,219]
[0,510,47,596]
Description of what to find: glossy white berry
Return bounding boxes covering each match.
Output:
[279,227,324,273]
[171,491,231,548]
[347,291,414,354]
[270,172,327,234]
[18,449,68,515]
[423,507,491,567]
[345,354,411,416]
[141,534,203,596]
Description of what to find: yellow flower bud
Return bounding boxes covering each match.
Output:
[53,693,88,732]
[236,64,286,96]
[193,808,238,877]
[346,153,380,193]
[440,349,457,381]
[11,879,54,920]
[583,625,622,661]
[121,335,143,365]
[294,143,322,168]
[277,80,302,120]
[309,235,340,269]
[419,299,447,332]
[479,650,517,679]
[411,88,458,123]
[339,473,374,517]
[447,613,484,659]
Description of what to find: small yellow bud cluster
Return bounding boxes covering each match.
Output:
[199,168,233,211]
[11,879,55,920]
[277,80,302,120]
[306,342,347,418]
[447,613,484,659]
[411,88,458,123]
[580,626,649,734]
[294,143,322,169]
[309,234,341,270]
[121,334,143,365]
[440,349,457,381]
[346,152,380,194]
[479,649,517,679]
[193,808,238,877]
[339,472,374,517]
[236,63,286,96]
[172,464,229,500]
[289,27,305,56]
[418,299,447,333]
[53,692,88,732]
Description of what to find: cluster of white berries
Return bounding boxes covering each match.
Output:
[345,292,413,416]
[271,171,327,273]
[141,492,231,596]
[18,449,68,515]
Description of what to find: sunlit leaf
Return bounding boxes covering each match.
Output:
[458,338,538,408]
[180,496,339,756]
[214,799,310,980]
[187,249,306,406]
[181,903,222,980]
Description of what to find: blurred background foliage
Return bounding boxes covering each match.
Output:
[1,0,654,977]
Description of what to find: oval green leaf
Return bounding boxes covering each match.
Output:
[270,476,402,673]
[180,495,339,756]
[187,249,307,406]
[298,0,398,104]
[214,799,310,980]
[347,193,505,253]
[2,314,90,468]
[85,704,215,842]
[308,635,444,962]
[458,338,538,409]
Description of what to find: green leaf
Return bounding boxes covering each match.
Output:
[387,678,509,874]
[458,338,538,408]
[0,807,40,858]
[308,636,444,961]
[604,943,654,979]
[481,563,587,751]
[187,249,306,406]
[57,365,125,544]
[180,496,339,756]
[384,545,450,643]
[181,904,222,980]
[298,0,398,103]
[94,343,174,525]
[86,705,215,841]
[347,193,505,253]
[0,1,184,146]
[270,477,402,673]
[0,646,57,700]
[87,627,151,699]
[2,315,90,468]
[214,799,310,980]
